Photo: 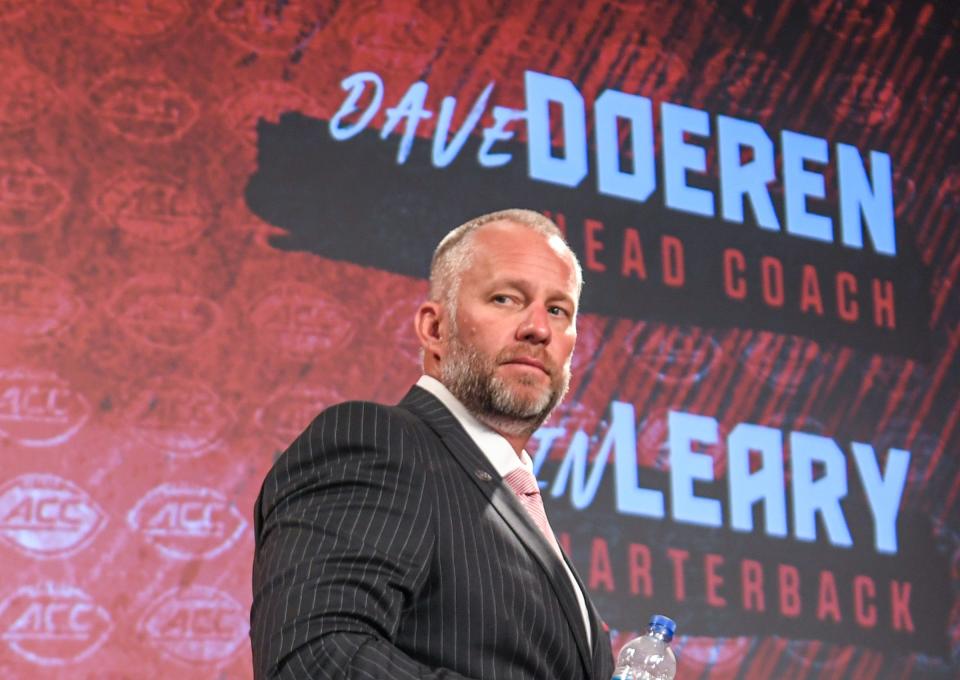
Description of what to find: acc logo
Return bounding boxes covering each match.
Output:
[139,586,248,664]
[89,69,197,143]
[0,261,83,337]
[108,275,220,349]
[0,583,112,666]
[249,282,354,359]
[73,0,191,39]
[0,56,55,134]
[210,0,335,54]
[0,474,105,558]
[0,160,67,235]
[127,483,247,560]
[255,386,341,444]
[126,378,233,458]
[0,368,90,447]
[97,171,210,248]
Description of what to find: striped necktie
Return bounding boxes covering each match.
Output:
[503,468,563,558]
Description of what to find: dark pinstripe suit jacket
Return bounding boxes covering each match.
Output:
[251,386,614,679]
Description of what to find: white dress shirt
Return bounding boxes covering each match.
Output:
[416,375,592,644]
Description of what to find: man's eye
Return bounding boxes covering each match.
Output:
[492,294,511,304]
[548,306,569,317]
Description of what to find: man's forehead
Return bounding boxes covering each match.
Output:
[471,219,524,241]
[467,227,578,300]
[472,222,571,262]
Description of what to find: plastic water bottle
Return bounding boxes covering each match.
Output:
[612,614,677,680]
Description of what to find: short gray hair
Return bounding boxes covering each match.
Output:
[428,209,583,314]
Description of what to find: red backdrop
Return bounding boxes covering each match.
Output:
[1,1,958,678]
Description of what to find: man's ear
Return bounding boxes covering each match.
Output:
[414,301,445,362]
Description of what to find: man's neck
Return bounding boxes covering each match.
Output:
[417,374,532,458]
[470,413,532,456]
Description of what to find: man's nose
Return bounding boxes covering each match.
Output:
[517,306,551,344]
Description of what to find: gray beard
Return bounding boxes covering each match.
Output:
[440,336,570,437]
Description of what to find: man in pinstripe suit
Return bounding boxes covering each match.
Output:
[252,209,615,679]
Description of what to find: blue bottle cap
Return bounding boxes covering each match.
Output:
[648,614,677,641]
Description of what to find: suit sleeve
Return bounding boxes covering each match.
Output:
[250,401,477,680]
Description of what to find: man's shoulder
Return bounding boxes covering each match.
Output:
[313,397,410,424]
[309,388,438,434]
[256,394,443,530]
[287,387,447,454]
[263,396,432,492]
[294,399,408,446]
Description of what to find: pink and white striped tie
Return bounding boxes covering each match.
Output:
[503,468,563,558]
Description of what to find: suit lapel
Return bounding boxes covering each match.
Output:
[563,548,612,674]
[399,387,594,675]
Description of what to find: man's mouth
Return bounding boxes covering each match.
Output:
[502,356,549,375]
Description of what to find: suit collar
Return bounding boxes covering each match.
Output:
[561,548,612,670]
[414,375,533,477]
[399,386,595,675]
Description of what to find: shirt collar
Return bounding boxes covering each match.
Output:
[416,374,533,477]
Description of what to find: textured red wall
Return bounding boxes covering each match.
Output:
[0,1,957,678]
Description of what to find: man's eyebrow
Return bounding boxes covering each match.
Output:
[485,278,527,292]
[487,278,576,306]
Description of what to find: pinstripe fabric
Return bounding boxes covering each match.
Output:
[251,386,614,679]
